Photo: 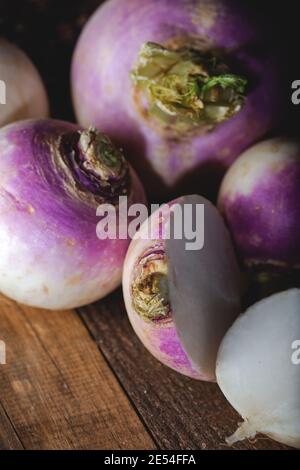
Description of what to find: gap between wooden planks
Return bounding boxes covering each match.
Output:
[0,293,155,450]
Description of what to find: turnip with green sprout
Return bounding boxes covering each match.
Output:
[72,0,284,198]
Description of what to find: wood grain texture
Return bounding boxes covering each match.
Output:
[0,400,24,450]
[0,294,155,450]
[79,289,290,451]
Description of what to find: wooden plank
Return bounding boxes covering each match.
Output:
[0,401,24,450]
[0,294,155,450]
[0,295,24,450]
[79,290,290,451]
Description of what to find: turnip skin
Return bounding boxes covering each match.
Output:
[216,289,300,449]
[72,0,283,198]
[123,195,242,381]
[0,119,146,310]
[218,138,300,272]
[0,39,48,127]
[123,199,203,379]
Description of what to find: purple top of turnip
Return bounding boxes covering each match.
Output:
[218,138,300,274]
[0,119,146,309]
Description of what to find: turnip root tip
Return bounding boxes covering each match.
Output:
[217,289,300,449]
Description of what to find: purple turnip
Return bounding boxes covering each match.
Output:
[0,119,146,309]
[122,195,242,381]
[218,138,300,275]
[0,39,48,127]
[72,0,283,199]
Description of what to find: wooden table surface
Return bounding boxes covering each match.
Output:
[0,290,289,450]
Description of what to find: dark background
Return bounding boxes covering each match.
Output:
[0,0,299,131]
[0,0,100,119]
